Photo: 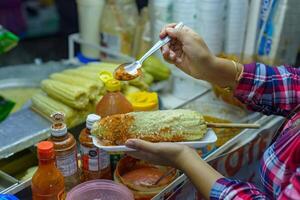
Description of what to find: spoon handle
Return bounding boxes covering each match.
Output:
[138,22,184,64]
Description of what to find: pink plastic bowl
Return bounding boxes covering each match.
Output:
[66,180,134,200]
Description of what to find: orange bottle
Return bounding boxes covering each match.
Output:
[96,78,133,117]
[96,73,133,170]
[79,114,111,181]
[31,141,66,200]
[48,112,80,191]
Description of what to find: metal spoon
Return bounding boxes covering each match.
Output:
[114,22,184,81]
[153,168,177,185]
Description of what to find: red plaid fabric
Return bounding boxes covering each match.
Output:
[210,63,300,200]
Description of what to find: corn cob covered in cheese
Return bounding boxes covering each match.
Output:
[92,109,207,145]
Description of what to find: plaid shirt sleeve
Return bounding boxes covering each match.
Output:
[233,63,300,117]
[210,174,300,200]
[209,115,300,200]
[210,178,267,200]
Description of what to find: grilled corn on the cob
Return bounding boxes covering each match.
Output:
[50,73,100,100]
[92,109,207,145]
[41,79,89,109]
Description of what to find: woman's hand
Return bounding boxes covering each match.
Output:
[160,23,244,89]
[125,139,224,200]
[160,23,215,80]
[125,139,194,170]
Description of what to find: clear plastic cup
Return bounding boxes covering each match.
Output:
[66,180,134,200]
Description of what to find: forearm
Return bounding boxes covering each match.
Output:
[179,149,223,200]
[202,57,244,89]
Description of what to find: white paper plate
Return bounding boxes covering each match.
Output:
[92,129,217,152]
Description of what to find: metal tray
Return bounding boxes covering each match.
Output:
[0,61,77,159]
[0,171,18,193]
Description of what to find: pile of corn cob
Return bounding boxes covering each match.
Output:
[31,62,166,127]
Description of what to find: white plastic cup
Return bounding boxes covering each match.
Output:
[76,0,104,58]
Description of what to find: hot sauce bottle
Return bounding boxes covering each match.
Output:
[31,141,66,200]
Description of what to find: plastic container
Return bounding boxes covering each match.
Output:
[66,180,134,200]
[0,195,19,200]
[114,156,178,200]
[48,112,80,191]
[99,0,138,58]
[79,114,111,181]
[126,91,159,111]
[76,0,104,58]
[31,141,66,200]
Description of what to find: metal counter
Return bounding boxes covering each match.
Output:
[0,62,284,199]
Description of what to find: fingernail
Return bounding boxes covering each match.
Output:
[125,139,135,147]
[166,28,174,33]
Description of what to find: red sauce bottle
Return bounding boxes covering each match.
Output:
[31,141,66,200]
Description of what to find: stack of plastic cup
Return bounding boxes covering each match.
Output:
[224,0,249,56]
[76,0,104,59]
[149,0,173,43]
[196,0,226,54]
[173,0,198,30]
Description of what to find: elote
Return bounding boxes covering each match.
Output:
[92,109,207,145]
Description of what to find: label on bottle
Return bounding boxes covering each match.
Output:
[100,32,121,56]
[81,145,110,171]
[56,150,78,177]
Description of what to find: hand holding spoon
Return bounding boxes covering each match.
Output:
[114,22,184,81]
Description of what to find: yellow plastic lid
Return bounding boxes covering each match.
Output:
[126,92,159,111]
[105,79,121,92]
[99,71,113,83]
[99,71,121,92]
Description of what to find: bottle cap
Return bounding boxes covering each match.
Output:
[51,123,68,137]
[86,114,101,129]
[50,112,68,137]
[126,91,159,111]
[105,79,121,92]
[99,71,113,83]
[37,141,54,159]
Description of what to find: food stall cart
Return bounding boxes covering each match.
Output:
[0,1,287,197]
[0,56,283,199]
